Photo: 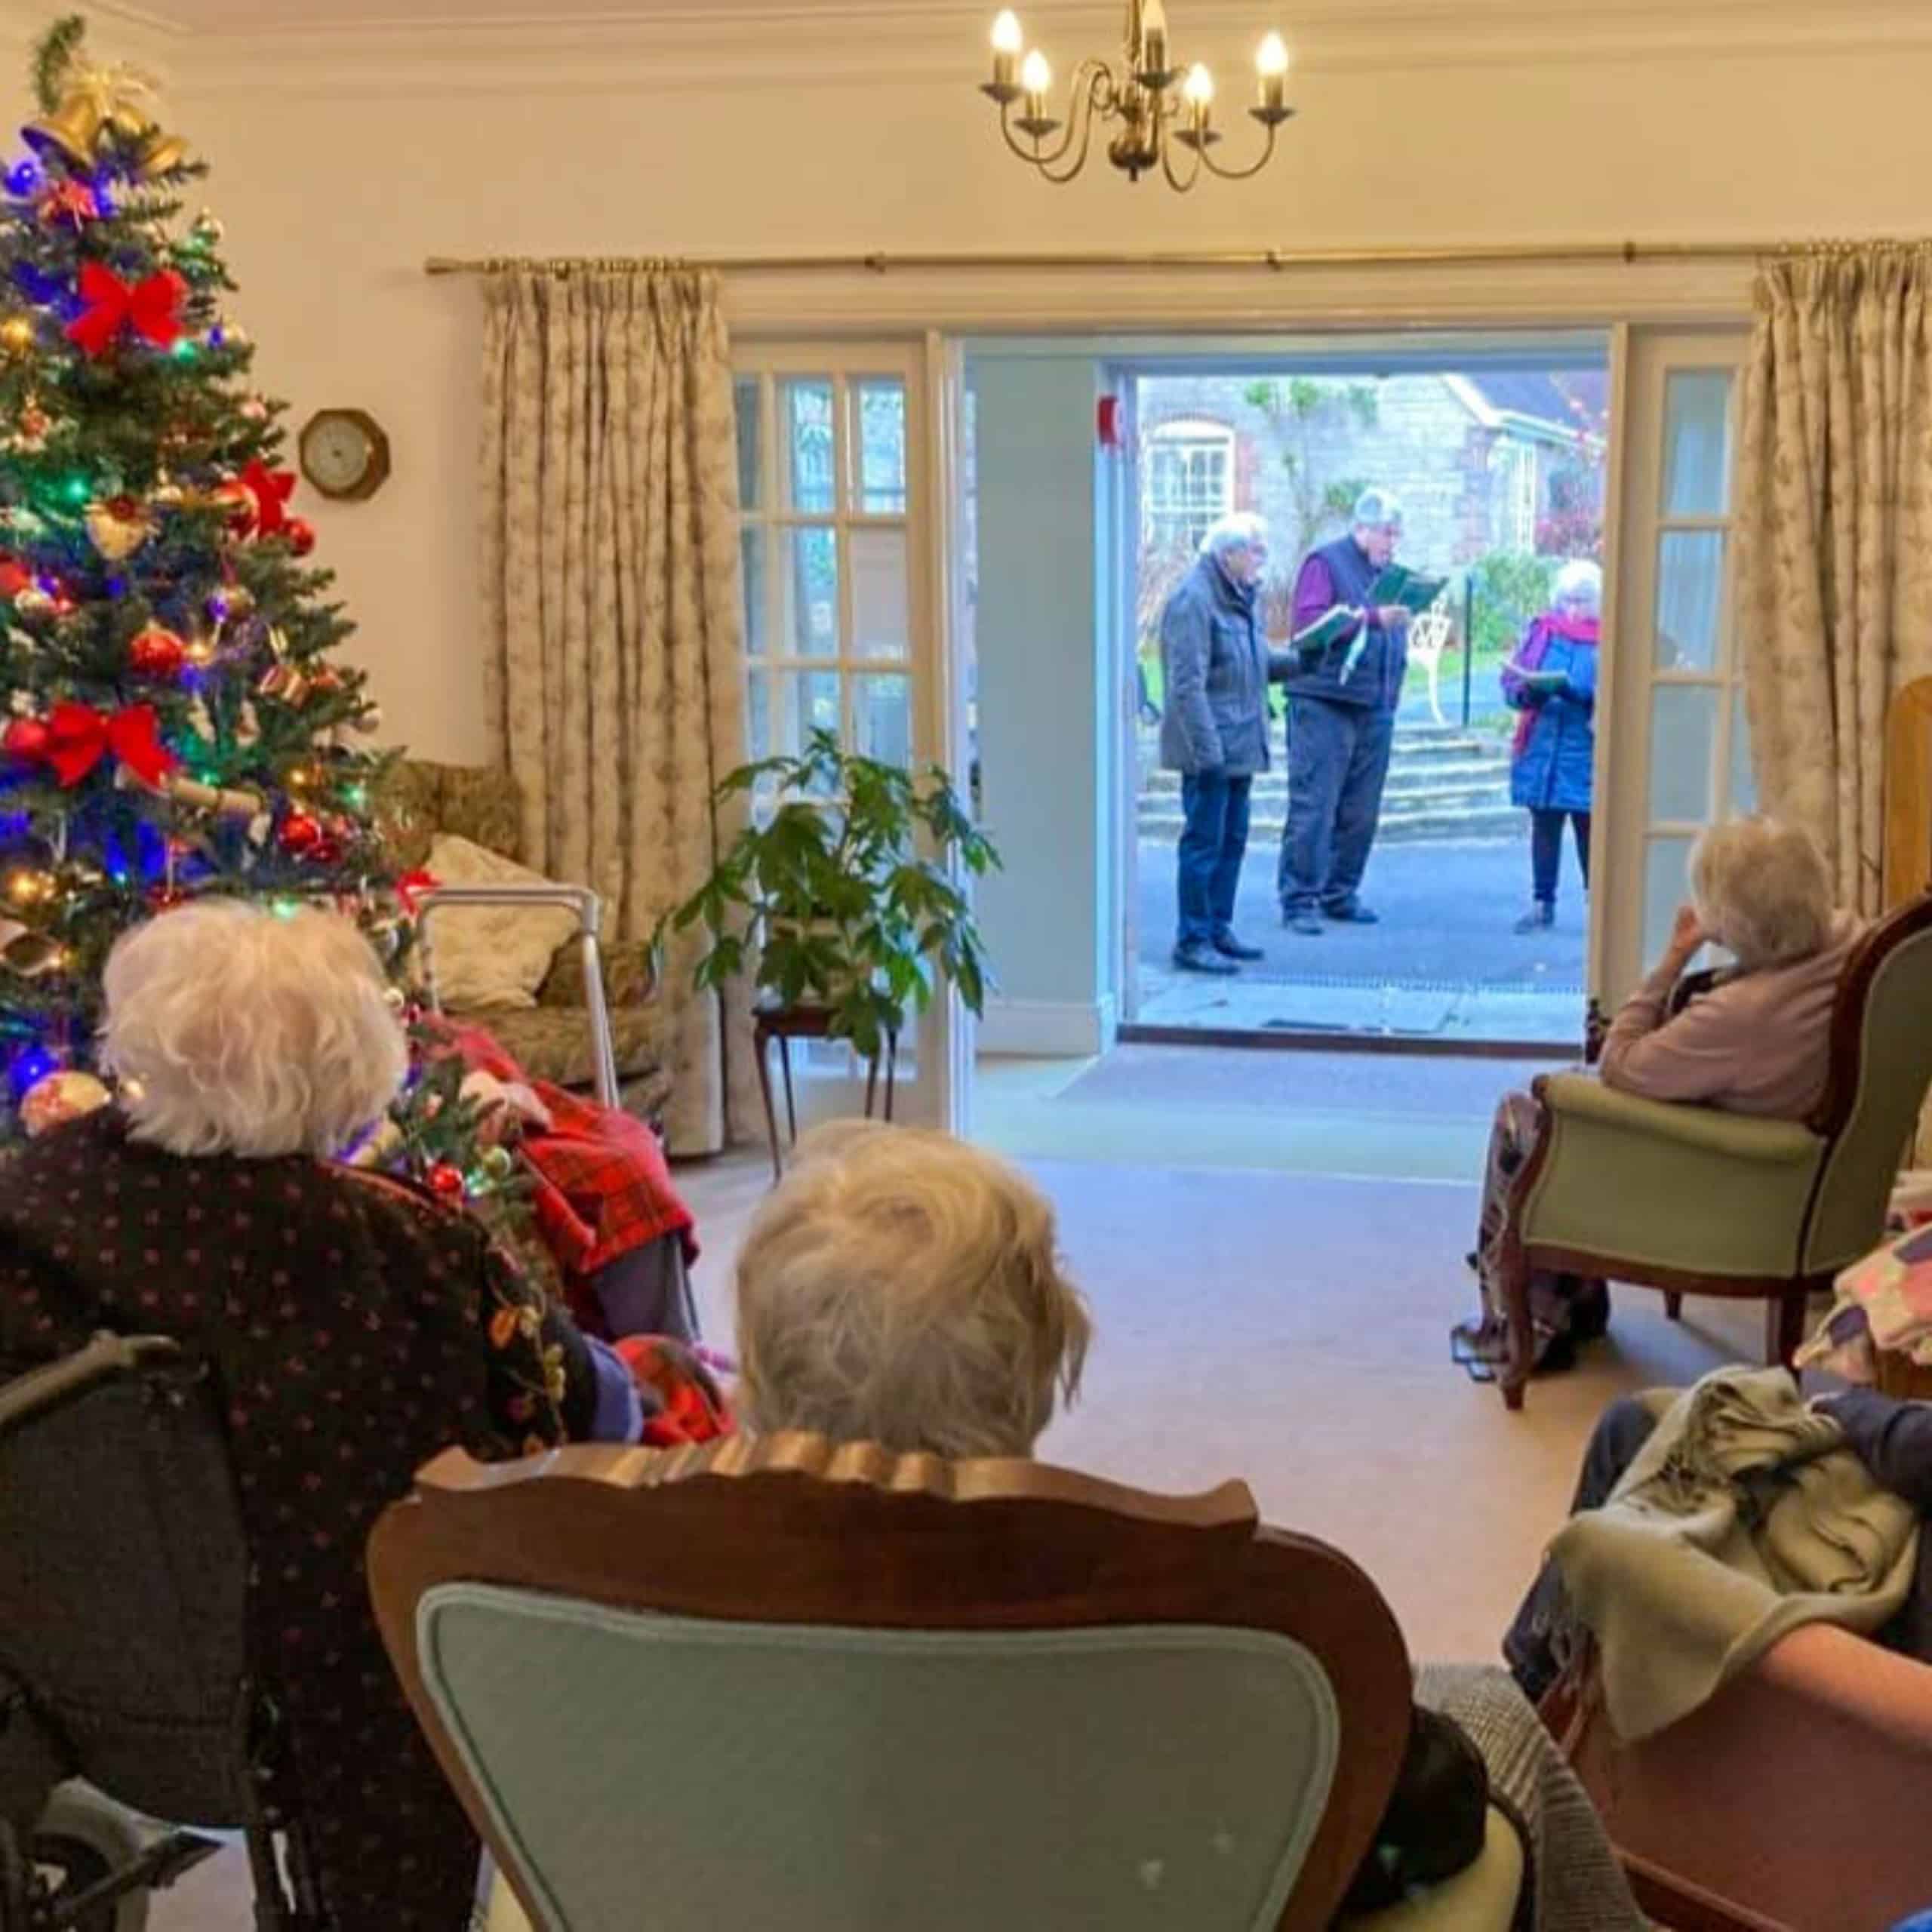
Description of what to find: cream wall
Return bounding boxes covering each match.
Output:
[8,0,1932,758]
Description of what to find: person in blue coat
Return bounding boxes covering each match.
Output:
[1501,560,1601,934]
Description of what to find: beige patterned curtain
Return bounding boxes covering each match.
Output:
[1736,248,1932,917]
[478,269,752,1154]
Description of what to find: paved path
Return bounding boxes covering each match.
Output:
[1134,832,1589,1044]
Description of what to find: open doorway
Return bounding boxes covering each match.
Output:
[1119,343,1611,1051]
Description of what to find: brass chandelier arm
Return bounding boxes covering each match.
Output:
[999,59,1116,183]
[1198,115,1283,183]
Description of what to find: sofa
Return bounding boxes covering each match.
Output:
[378,758,672,1124]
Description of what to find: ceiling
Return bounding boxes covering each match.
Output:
[107,0,974,26]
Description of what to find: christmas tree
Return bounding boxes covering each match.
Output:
[0,18,522,1224]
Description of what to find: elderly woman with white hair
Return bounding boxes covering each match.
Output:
[736,1122,1646,1927]
[0,900,664,1931]
[1502,558,1601,934]
[1156,509,1300,977]
[1455,817,1864,1380]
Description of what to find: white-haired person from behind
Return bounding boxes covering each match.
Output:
[731,1120,1644,1928]
[1155,508,1304,980]
[1455,817,1863,1383]
[0,897,660,1932]
[1502,558,1602,934]
[735,1119,1089,1457]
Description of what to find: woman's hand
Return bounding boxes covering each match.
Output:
[1662,903,1708,970]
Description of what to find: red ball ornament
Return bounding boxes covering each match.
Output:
[213,478,255,534]
[128,625,188,678]
[278,810,321,856]
[308,834,343,866]
[284,516,316,558]
[2,716,48,762]
[426,1161,464,1199]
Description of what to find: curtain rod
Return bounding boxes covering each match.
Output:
[423,240,1793,278]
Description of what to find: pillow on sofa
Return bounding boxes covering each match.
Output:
[422,834,581,1011]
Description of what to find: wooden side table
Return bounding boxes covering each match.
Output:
[752,1004,899,1183]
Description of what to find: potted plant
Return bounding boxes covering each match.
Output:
[660,731,1000,1060]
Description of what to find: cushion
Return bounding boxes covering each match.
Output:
[457,1006,670,1118]
[423,835,581,1011]
[377,759,525,872]
[1339,1806,1524,1932]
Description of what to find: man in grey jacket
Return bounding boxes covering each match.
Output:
[1158,513,1297,975]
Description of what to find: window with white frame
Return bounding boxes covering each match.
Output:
[733,362,917,776]
[1145,419,1235,552]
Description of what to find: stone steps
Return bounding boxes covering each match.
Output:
[1140,802,1524,844]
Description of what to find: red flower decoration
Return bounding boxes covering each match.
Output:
[38,180,98,228]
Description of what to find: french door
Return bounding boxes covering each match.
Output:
[1593,326,1754,1010]
[731,339,966,1131]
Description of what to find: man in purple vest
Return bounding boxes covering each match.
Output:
[1277,488,1411,936]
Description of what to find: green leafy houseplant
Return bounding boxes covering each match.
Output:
[661,731,1000,1060]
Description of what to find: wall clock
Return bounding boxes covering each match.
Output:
[297,408,391,502]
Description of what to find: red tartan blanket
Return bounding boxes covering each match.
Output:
[426,1020,697,1299]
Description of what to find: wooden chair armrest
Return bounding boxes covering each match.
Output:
[1753,1623,1932,1754]
[1533,1072,1821,1164]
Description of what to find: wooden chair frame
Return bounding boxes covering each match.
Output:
[368,1434,1412,1932]
[1495,891,1932,1408]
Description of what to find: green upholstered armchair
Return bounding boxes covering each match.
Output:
[1495,893,1932,1410]
[368,1435,1474,1932]
[377,759,671,1124]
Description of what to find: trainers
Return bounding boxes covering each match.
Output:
[1283,909,1324,937]
[1173,939,1238,977]
[1324,902,1380,924]
[1513,902,1555,934]
[1212,931,1264,961]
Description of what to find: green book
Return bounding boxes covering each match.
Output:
[1291,603,1358,661]
[1367,565,1449,614]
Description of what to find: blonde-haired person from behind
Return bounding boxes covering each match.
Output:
[0,898,660,1932]
[735,1119,1089,1458]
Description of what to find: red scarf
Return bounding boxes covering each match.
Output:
[1510,612,1599,756]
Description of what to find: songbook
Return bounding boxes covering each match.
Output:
[1506,663,1568,692]
[1367,564,1449,614]
[1291,604,1360,663]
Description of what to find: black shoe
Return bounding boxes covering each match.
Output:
[1513,902,1555,934]
[1173,940,1238,977]
[1283,909,1324,937]
[1324,902,1379,924]
[1212,931,1264,961]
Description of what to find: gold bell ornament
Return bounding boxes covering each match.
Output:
[20,94,100,168]
[131,125,189,180]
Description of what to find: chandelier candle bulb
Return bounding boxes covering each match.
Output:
[1256,30,1289,114]
[1183,60,1214,132]
[989,9,1023,95]
[1020,48,1051,122]
[1140,0,1170,83]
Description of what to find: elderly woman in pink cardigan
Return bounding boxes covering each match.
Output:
[1453,817,1863,1380]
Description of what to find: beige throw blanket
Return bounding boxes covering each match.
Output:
[1552,1367,1919,1740]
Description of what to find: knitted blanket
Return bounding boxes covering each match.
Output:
[1551,1367,1918,1740]
[1415,1664,1643,1932]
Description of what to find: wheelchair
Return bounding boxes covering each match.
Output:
[0,1333,325,1930]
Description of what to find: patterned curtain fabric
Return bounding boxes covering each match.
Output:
[478,269,753,1154]
[1737,248,1932,916]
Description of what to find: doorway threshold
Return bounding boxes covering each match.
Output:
[1118,1022,1575,1060]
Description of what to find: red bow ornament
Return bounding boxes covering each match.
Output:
[42,700,177,789]
[64,263,187,358]
[235,457,295,539]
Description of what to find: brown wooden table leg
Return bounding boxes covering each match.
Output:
[884,1031,897,1121]
[754,1023,783,1185]
[863,1049,879,1119]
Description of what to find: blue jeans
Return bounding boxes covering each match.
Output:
[1278,698,1395,915]
[1176,769,1252,948]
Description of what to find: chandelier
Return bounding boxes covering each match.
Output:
[981,2,1294,189]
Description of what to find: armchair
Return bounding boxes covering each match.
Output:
[1552,1624,1932,1931]
[378,759,671,1124]
[1495,893,1932,1408]
[368,1434,1442,1932]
